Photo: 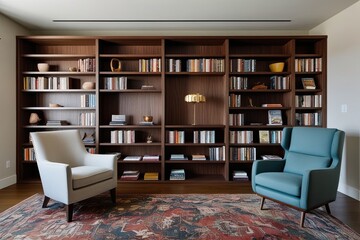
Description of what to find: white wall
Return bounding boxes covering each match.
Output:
[311,2,360,200]
[0,13,29,189]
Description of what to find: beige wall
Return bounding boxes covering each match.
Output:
[0,13,29,188]
[311,1,360,200]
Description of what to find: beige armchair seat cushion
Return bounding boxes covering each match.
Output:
[72,166,113,189]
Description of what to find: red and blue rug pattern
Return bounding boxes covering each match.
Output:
[0,193,359,239]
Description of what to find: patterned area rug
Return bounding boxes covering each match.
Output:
[0,193,359,239]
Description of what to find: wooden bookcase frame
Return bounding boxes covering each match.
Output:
[16,35,327,184]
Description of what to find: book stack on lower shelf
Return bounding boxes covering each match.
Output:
[170,169,185,180]
[192,154,206,161]
[120,170,140,181]
[170,154,188,160]
[144,172,159,181]
[233,171,249,181]
[46,120,69,126]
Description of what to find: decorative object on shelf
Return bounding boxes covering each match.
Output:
[37,63,49,72]
[82,81,95,90]
[252,82,268,90]
[147,135,153,143]
[269,62,285,72]
[268,110,283,125]
[143,115,153,122]
[110,58,122,72]
[248,97,255,107]
[301,77,316,89]
[49,103,63,107]
[29,113,41,125]
[69,67,78,72]
[185,93,206,125]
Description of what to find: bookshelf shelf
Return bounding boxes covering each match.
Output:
[17,35,327,185]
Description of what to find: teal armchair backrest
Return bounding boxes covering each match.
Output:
[281,127,344,175]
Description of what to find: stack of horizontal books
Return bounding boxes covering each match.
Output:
[142,155,160,161]
[233,171,249,181]
[170,169,185,180]
[120,170,140,181]
[144,172,159,181]
[191,154,206,160]
[170,154,188,160]
[46,120,69,126]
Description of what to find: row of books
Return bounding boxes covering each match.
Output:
[259,130,282,144]
[78,58,96,72]
[229,76,248,90]
[193,130,216,144]
[230,147,256,161]
[139,58,162,72]
[80,94,96,108]
[110,130,135,144]
[23,147,36,161]
[23,76,76,90]
[296,112,322,126]
[166,58,182,72]
[270,76,290,90]
[209,146,226,161]
[103,77,127,90]
[295,58,322,72]
[229,113,245,126]
[167,130,185,143]
[230,59,256,72]
[186,59,225,72]
[230,130,253,144]
[295,95,322,108]
[229,94,242,107]
[79,112,96,126]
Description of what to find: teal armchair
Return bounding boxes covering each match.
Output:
[252,127,345,227]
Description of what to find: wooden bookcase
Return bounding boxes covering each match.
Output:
[16,35,327,184]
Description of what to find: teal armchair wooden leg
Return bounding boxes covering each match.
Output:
[325,203,331,214]
[300,212,306,227]
[260,197,265,210]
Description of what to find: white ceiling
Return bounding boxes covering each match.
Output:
[0,0,358,32]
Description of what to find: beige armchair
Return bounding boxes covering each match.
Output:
[31,130,117,222]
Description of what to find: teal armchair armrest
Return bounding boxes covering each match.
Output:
[300,167,340,210]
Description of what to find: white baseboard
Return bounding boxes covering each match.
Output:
[0,175,17,189]
[338,183,360,201]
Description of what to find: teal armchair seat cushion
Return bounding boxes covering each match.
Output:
[255,172,302,197]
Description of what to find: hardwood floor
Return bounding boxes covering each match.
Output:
[1,183,359,233]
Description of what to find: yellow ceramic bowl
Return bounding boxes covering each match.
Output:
[269,62,285,72]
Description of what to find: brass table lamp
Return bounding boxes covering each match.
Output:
[185,93,206,125]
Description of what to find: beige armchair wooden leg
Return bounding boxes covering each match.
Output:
[110,188,116,204]
[42,196,50,208]
[66,204,74,222]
